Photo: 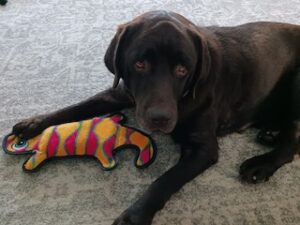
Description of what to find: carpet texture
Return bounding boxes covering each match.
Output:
[0,1,300,225]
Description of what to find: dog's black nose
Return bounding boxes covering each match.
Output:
[148,109,171,127]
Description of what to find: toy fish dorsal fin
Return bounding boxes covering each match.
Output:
[109,113,125,124]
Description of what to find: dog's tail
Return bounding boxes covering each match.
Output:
[0,0,7,6]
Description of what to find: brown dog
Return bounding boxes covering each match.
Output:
[12,11,300,225]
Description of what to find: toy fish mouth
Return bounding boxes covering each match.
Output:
[9,148,28,154]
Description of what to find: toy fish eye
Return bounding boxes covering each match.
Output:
[13,140,28,150]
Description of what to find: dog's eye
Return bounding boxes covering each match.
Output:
[134,61,149,72]
[174,64,188,77]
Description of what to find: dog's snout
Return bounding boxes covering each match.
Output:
[147,108,171,127]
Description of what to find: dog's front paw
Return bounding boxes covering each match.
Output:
[256,130,279,146]
[112,207,153,225]
[12,116,48,139]
[239,155,277,183]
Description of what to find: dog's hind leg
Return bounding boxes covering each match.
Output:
[240,70,300,183]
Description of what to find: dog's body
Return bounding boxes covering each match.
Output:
[203,22,300,136]
[12,11,300,225]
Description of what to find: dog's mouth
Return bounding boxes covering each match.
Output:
[137,120,176,134]
[145,123,175,134]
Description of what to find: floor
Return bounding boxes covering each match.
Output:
[0,0,300,224]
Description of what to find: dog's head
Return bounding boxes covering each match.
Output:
[104,11,211,133]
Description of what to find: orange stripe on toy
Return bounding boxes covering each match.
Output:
[115,126,127,148]
[37,126,54,157]
[56,121,80,156]
[94,145,111,168]
[75,120,92,155]
[94,118,117,140]
[129,131,149,149]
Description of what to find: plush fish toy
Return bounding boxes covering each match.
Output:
[2,113,156,172]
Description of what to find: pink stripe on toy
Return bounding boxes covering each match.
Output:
[47,128,60,157]
[139,146,150,164]
[65,131,77,155]
[86,131,98,155]
[92,117,102,125]
[110,114,123,123]
[103,136,116,158]
[126,128,134,145]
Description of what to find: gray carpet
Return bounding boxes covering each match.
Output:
[0,1,300,225]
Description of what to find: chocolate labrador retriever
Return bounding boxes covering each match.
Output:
[12,11,300,225]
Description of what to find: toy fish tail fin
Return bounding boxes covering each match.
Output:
[136,144,155,168]
[126,130,156,168]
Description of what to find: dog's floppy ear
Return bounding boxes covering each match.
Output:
[105,18,143,88]
[104,24,133,88]
[187,27,212,99]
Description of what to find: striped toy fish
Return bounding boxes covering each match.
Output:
[2,113,156,172]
